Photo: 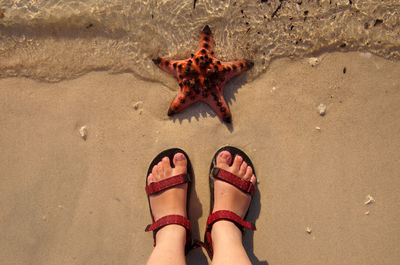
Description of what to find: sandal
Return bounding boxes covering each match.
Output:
[202,146,257,259]
[144,148,193,254]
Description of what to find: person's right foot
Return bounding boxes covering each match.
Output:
[212,150,256,218]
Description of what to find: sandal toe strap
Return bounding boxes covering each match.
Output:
[212,168,255,196]
[145,173,189,195]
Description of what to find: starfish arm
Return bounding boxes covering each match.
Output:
[203,90,232,123]
[220,59,254,80]
[152,57,188,78]
[167,85,200,116]
[196,25,214,54]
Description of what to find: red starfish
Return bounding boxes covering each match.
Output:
[153,25,253,123]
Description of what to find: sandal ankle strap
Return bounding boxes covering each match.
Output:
[145,214,191,247]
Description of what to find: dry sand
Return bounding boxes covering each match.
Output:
[1,52,399,265]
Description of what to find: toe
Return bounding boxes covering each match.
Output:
[152,164,160,181]
[173,152,187,173]
[243,166,253,181]
[250,175,257,185]
[231,155,243,172]
[238,161,248,177]
[157,161,164,179]
[162,156,172,176]
[216,150,232,168]
[148,173,156,184]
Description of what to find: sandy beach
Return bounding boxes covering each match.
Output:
[0,51,399,264]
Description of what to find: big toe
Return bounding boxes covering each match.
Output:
[173,152,187,172]
[216,150,232,168]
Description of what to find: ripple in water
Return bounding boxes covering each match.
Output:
[0,0,399,85]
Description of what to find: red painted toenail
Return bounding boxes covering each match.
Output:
[176,154,185,160]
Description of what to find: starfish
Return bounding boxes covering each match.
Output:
[152,25,254,123]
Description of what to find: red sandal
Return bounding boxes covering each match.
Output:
[202,146,257,259]
[145,148,193,254]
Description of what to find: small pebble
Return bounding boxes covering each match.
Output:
[315,126,321,131]
[306,227,312,234]
[308,57,320,67]
[79,126,88,141]
[364,194,375,205]
[132,101,143,110]
[365,210,370,215]
[318,104,327,116]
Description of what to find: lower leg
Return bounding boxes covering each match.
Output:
[146,225,187,265]
[211,221,251,265]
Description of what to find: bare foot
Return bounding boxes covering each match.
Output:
[212,150,256,218]
[147,153,188,221]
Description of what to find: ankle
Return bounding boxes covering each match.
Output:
[211,220,243,246]
[155,224,187,248]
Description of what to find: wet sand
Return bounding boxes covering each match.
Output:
[0,52,399,264]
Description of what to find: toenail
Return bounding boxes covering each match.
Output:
[176,154,185,160]
[221,153,230,159]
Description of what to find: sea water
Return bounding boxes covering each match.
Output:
[0,0,399,84]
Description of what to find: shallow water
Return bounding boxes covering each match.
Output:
[0,0,399,84]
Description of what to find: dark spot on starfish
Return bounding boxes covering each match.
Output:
[213,65,219,71]
[203,43,209,48]
[173,63,177,68]
[227,67,231,72]
[374,19,383,27]
[191,53,194,57]
[223,114,232,123]
[164,60,170,66]
[240,63,244,69]
[179,75,183,79]
[220,107,226,112]
[180,98,185,104]
[188,59,192,64]
[195,58,199,63]
[201,49,206,54]
[211,51,214,55]
[208,58,213,64]
[205,55,209,59]
[202,93,208,98]
[204,36,209,42]
[174,106,178,111]
[178,64,183,70]
[217,102,222,106]
[200,56,204,60]
[220,77,225,82]
[179,83,183,88]
[245,60,254,69]
[232,65,237,70]
[217,61,221,65]
[168,109,175,116]
[152,57,162,65]
[194,87,201,94]
[202,25,211,35]
[222,68,226,72]
[185,91,191,96]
